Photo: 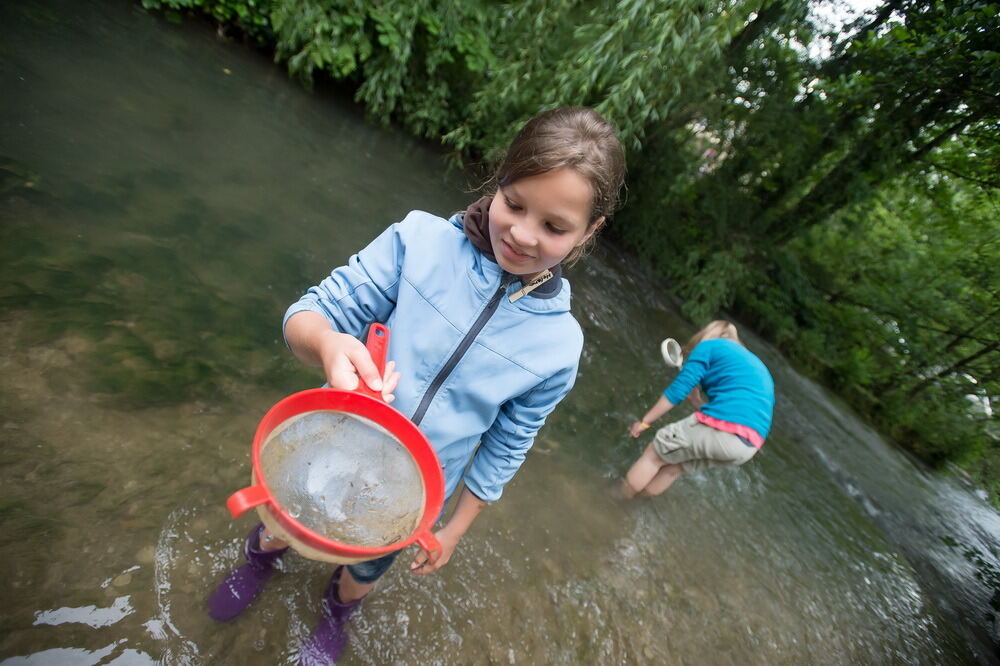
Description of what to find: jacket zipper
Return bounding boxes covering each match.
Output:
[411,273,517,425]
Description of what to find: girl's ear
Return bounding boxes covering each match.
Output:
[577,216,605,246]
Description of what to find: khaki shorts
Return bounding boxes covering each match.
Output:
[652,413,757,472]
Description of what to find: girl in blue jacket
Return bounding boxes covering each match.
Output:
[209,107,626,663]
[623,320,775,498]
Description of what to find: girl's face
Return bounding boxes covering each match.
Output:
[488,167,604,279]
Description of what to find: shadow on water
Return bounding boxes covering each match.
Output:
[1,1,998,664]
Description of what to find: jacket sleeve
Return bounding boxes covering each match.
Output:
[664,343,711,405]
[463,362,578,503]
[282,216,411,341]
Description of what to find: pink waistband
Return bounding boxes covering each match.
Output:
[695,412,764,448]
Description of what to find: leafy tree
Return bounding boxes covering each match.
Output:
[617,0,999,318]
[443,0,760,158]
[792,165,998,465]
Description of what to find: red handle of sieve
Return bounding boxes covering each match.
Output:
[226,484,271,518]
[354,323,390,400]
[416,531,442,564]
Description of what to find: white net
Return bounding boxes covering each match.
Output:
[260,410,424,547]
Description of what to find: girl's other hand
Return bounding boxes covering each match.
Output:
[629,421,650,438]
[409,529,459,575]
[380,360,401,404]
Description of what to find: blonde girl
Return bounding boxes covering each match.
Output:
[623,320,775,498]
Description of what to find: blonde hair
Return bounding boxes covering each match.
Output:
[491,107,626,265]
[682,320,741,358]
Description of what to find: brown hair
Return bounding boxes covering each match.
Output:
[682,320,741,358]
[492,107,626,265]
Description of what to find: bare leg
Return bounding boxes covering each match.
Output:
[622,443,667,499]
[642,463,684,496]
[337,567,376,603]
[617,478,641,500]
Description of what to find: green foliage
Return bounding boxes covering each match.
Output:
[269,0,496,140]
[443,0,751,158]
[141,0,273,36]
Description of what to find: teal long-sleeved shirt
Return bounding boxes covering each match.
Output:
[663,338,774,439]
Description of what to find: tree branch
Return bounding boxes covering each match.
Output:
[921,159,1000,188]
[826,294,999,346]
[907,341,1000,398]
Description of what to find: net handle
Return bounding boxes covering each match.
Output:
[416,531,442,564]
[355,323,390,400]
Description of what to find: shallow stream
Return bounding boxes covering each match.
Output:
[2,2,998,663]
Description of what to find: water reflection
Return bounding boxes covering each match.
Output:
[33,596,134,629]
[1,643,153,666]
[1,0,997,664]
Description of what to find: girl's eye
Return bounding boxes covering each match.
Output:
[546,222,567,235]
[504,197,522,212]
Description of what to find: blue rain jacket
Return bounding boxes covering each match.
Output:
[283,210,583,502]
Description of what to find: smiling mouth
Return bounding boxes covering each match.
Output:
[502,240,533,259]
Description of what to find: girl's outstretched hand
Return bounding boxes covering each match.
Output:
[319,330,401,403]
[409,529,459,575]
[629,421,651,438]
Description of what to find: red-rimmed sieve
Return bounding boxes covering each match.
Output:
[226,324,444,564]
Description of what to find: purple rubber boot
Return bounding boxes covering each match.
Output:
[208,523,288,622]
[299,566,364,665]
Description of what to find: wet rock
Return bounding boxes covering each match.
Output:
[112,572,132,587]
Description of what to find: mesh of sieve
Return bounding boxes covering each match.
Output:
[259,410,425,548]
